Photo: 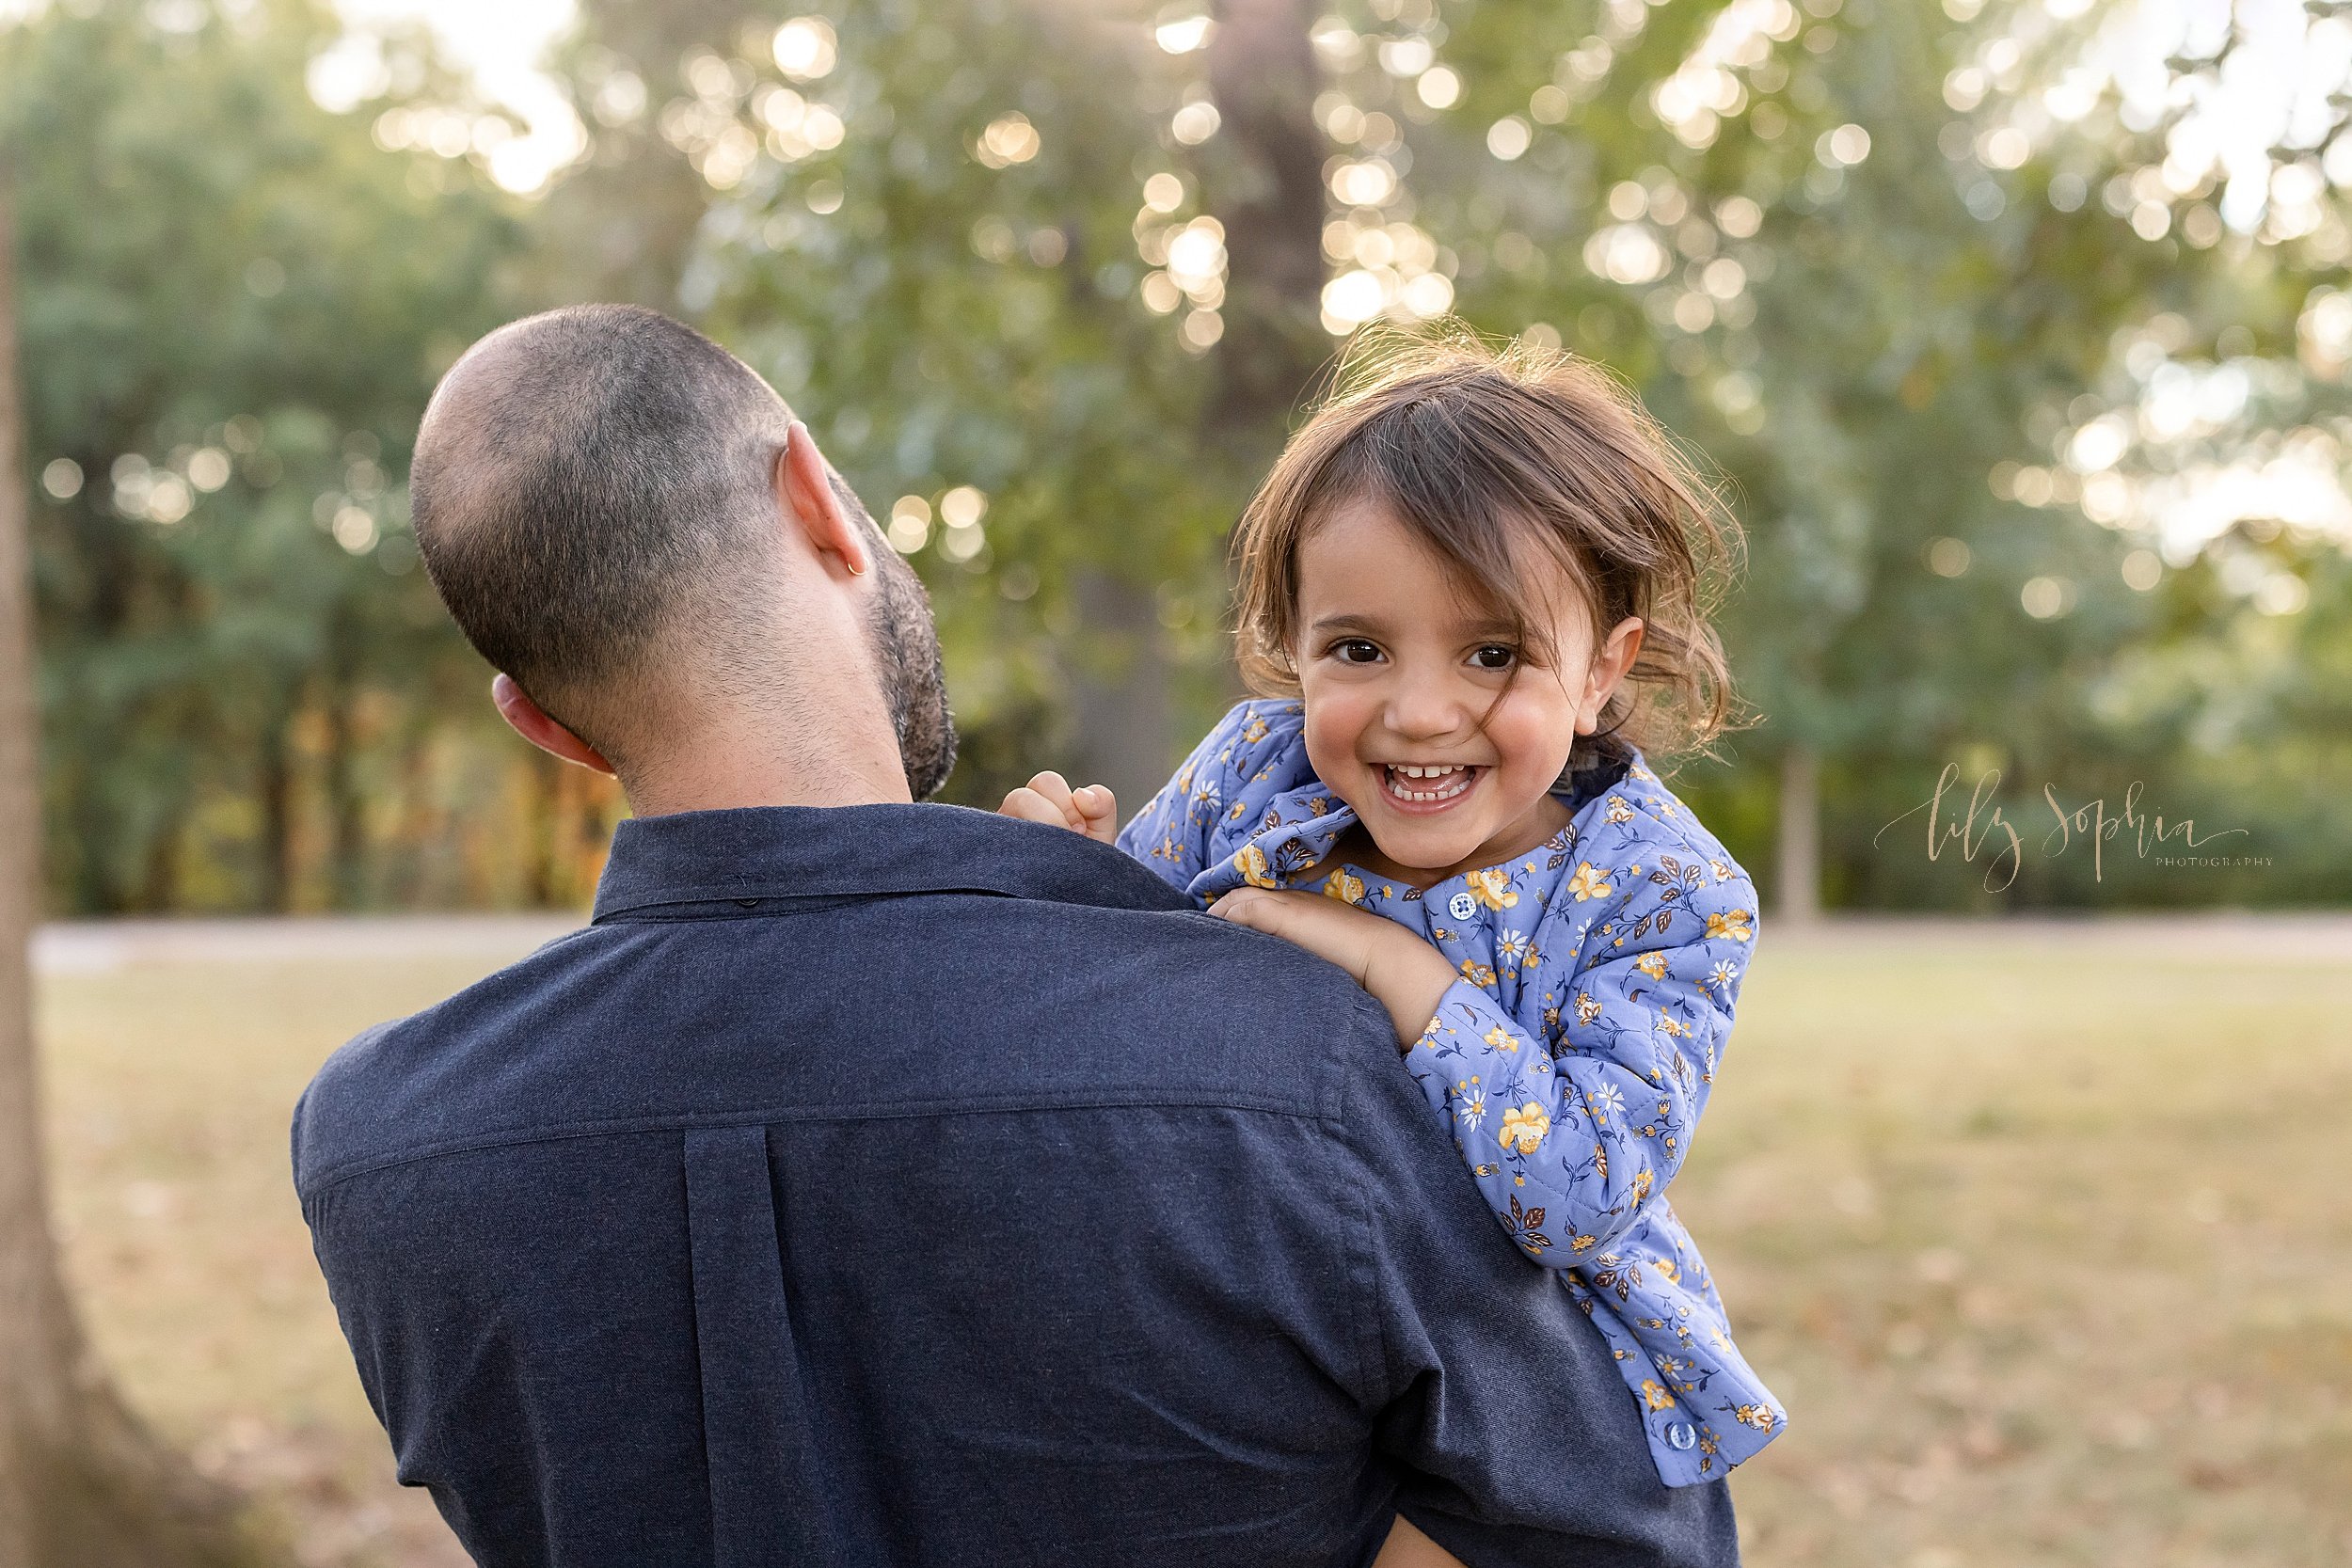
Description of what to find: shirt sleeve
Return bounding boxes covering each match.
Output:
[1401,847,1759,1267]
[1113,701,1276,901]
[1330,992,1739,1566]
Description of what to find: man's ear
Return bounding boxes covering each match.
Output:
[491,673,615,775]
[776,420,869,579]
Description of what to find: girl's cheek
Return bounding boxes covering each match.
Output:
[1491,696,1578,783]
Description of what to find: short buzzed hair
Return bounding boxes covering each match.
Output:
[410,305,795,745]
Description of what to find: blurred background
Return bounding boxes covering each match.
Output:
[1,0,2347,1561]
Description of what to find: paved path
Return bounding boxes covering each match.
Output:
[33,914,586,973]
[30,908,2351,973]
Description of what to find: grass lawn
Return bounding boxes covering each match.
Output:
[34,914,2352,1567]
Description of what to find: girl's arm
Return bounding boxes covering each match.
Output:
[1405,853,1757,1264]
[1212,848,1758,1266]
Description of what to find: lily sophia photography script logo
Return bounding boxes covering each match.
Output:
[1873,762,2260,891]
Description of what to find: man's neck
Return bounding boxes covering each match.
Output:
[618,715,913,818]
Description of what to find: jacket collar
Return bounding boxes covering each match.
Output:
[592,802,1194,921]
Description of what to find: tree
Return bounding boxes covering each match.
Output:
[10,0,2344,914]
[0,165,269,1568]
[1296,0,2296,909]
[7,0,525,914]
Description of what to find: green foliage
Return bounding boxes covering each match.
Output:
[1300,0,2351,903]
[6,0,2347,911]
[6,0,524,911]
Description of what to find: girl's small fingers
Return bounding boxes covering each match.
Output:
[1024,770,1081,817]
[1207,890,1275,929]
[999,787,1067,828]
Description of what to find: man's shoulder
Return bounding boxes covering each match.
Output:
[292,898,1404,1197]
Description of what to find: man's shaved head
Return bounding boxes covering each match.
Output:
[411,306,792,747]
[409,304,956,795]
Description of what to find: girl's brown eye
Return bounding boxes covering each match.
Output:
[1332,639,1382,665]
[1471,644,1518,672]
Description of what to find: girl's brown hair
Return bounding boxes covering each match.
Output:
[1232,325,1751,777]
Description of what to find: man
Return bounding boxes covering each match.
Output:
[293,305,1739,1567]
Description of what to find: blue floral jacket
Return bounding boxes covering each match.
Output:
[1116,699,1785,1485]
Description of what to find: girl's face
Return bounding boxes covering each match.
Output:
[1294,494,1645,882]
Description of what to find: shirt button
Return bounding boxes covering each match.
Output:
[1666,1421,1697,1450]
[1447,892,1478,921]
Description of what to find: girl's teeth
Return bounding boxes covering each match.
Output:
[1385,765,1473,801]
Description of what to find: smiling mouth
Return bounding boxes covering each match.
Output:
[1382,763,1482,807]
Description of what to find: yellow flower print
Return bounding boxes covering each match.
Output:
[1565,862,1613,902]
[1235,844,1276,889]
[1570,1232,1597,1253]
[1498,1102,1550,1154]
[1706,909,1756,942]
[1605,795,1635,825]
[1483,1025,1519,1053]
[1641,1379,1677,1411]
[1631,1169,1655,1204]
[1635,950,1670,980]
[1733,1404,1777,1432]
[1586,1084,1624,1123]
[1460,959,1498,988]
[1323,868,1367,904]
[1228,799,1250,822]
[1708,857,1732,881]
[1652,1259,1678,1285]
[1174,762,1197,794]
[1574,990,1604,1026]
[1658,1013,1692,1039]
[1464,867,1519,911]
[1241,713,1270,744]
[1630,761,1658,782]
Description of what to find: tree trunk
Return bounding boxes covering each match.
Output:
[524,748,563,910]
[256,695,297,913]
[0,174,269,1568]
[1065,571,1177,817]
[322,623,367,911]
[1065,0,1332,802]
[1202,0,1329,440]
[1777,742,1821,923]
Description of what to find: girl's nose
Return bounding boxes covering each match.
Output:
[1384,664,1470,742]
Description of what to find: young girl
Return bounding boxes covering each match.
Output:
[1003,334,1784,1515]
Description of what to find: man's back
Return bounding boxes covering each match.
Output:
[295,804,1736,1568]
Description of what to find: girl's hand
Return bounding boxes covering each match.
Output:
[999,770,1120,845]
[1209,887,1457,1049]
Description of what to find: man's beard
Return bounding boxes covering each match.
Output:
[864,544,958,800]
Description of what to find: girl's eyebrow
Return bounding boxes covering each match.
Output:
[1309,610,1523,640]
[1307,612,1388,637]
[1458,614,1521,639]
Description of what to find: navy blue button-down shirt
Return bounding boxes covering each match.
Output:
[294,803,1739,1568]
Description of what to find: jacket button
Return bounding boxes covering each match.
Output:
[1666,1421,1697,1450]
[1447,893,1478,921]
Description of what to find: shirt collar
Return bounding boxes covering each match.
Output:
[592,803,1195,921]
